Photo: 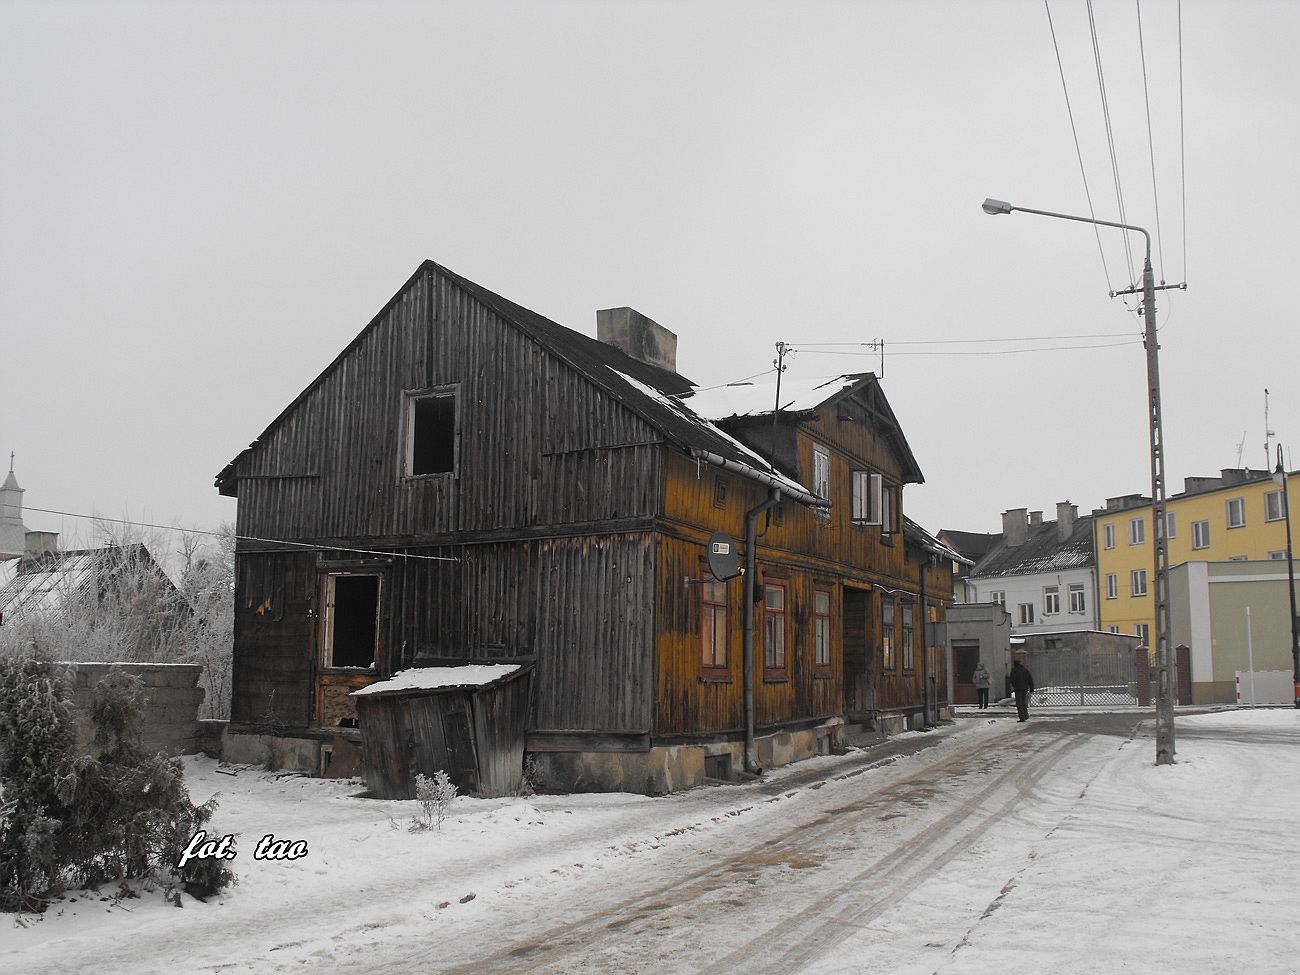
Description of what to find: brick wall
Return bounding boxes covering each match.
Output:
[64,662,205,757]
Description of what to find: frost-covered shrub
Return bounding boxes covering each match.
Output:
[412,771,458,831]
[0,658,235,912]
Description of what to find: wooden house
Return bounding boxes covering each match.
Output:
[215,262,956,792]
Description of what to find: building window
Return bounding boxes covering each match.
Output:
[901,602,915,672]
[1069,583,1086,613]
[713,476,729,509]
[1270,550,1287,560]
[1131,569,1148,597]
[701,576,728,672]
[1229,555,1248,561]
[763,582,787,675]
[1018,602,1034,625]
[1108,625,1120,634]
[405,388,457,476]
[1226,497,1246,529]
[990,591,1006,607]
[321,573,381,669]
[1165,511,1176,539]
[1105,573,1118,599]
[1043,586,1060,615]
[851,470,881,523]
[1129,517,1145,545]
[772,504,784,527]
[882,485,895,535]
[1265,489,1285,522]
[1192,519,1211,550]
[1134,623,1150,644]
[1103,523,1115,549]
[881,597,895,671]
[812,445,830,501]
[814,587,832,671]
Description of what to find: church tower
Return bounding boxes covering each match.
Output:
[0,454,28,560]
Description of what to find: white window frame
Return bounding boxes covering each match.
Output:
[812,445,831,500]
[990,591,1006,607]
[851,470,883,525]
[1131,569,1148,597]
[1265,490,1284,522]
[1192,519,1211,550]
[1068,583,1086,614]
[1129,517,1145,545]
[1105,573,1118,599]
[1108,625,1120,634]
[1134,623,1150,645]
[1165,511,1176,539]
[1269,551,1287,560]
[1018,602,1034,625]
[1226,496,1246,529]
[1103,523,1116,549]
[1043,585,1060,615]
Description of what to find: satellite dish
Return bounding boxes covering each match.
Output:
[706,531,741,581]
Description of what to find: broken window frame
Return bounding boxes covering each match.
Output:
[319,571,383,671]
[403,385,460,478]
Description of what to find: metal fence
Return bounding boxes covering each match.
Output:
[1023,647,1138,707]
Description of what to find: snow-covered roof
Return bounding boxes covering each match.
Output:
[0,550,98,623]
[682,375,862,421]
[614,371,818,500]
[351,664,522,697]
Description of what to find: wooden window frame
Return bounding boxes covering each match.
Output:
[880,595,896,672]
[319,571,383,671]
[763,581,788,679]
[402,384,460,479]
[901,601,915,673]
[700,566,729,677]
[713,475,729,510]
[813,586,833,675]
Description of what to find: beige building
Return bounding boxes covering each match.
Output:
[1168,559,1297,704]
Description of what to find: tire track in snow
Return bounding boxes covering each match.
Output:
[423,724,1082,975]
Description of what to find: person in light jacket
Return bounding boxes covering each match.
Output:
[973,661,992,709]
[1009,658,1035,722]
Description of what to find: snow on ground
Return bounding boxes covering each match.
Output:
[5,710,1299,974]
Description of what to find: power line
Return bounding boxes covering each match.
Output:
[22,507,462,562]
[1178,0,1187,283]
[797,331,1135,347]
[1088,0,1137,283]
[1136,0,1167,282]
[792,339,1143,358]
[1045,0,1119,298]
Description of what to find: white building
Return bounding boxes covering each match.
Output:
[964,503,1099,635]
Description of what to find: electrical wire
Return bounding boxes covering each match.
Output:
[1045,0,1119,299]
[687,367,778,394]
[22,507,462,562]
[1178,0,1187,284]
[792,339,1143,358]
[797,331,1135,347]
[1088,0,1137,284]
[1136,0,1167,282]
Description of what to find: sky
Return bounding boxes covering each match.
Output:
[9,708,1299,973]
[2,0,1297,551]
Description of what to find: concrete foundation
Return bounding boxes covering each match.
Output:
[531,718,844,795]
[221,728,364,779]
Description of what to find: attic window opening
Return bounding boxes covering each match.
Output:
[407,389,457,476]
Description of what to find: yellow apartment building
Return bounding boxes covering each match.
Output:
[1094,468,1296,642]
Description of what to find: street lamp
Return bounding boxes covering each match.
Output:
[981,197,1177,765]
[1273,444,1299,708]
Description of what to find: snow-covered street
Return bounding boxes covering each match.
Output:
[6,708,1299,975]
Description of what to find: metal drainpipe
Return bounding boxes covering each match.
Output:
[743,487,783,774]
[920,559,930,727]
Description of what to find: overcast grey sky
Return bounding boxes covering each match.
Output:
[2,0,1296,549]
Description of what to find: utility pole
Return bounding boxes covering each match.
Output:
[982,197,1187,766]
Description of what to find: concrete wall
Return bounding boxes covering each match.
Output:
[1169,560,1296,704]
[940,602,1013,702]
[64,662,205,757]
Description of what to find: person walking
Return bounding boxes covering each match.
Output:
[1009,658,1034,722]
[973,661,992,709]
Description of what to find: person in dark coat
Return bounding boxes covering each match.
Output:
[1009,659,1034,722]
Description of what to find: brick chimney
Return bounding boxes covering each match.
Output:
[1056,501,1077,542]
[1029,510,1043,529]
[596,307,678,373]
[1002,508,1028,547]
